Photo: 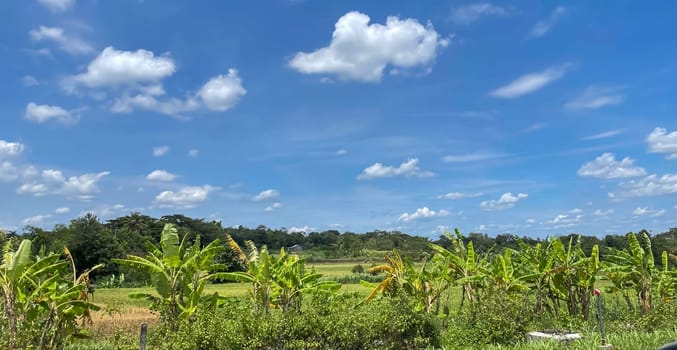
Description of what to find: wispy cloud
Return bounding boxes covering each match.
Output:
[529,6,567,38]
[582,129,622,141]
[449,3,508,25]
[565,86,624,109]
[437,192,483,200]
[442,152,507,163]
[489,63,570,99]
[521,123,548,134]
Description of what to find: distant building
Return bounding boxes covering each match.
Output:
[288,244,302,253]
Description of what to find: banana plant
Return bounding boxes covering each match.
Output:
[656,251,677,302]
[604,231,656,313]
[223,235,339,314]
[429,229,487,308]
[516,239,556,314]
[114,223,228,330]
[1,240,101,350]
[489,248,528,294]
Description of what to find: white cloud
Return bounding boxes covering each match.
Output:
[153,146,170,157]
[288,225,314,234]
[546,213,583,228]
[22,75,41,87]
[582,129,622,141]
[146,169,178,182]
[29,26,93,55]
[480,192,527,210]
[252,189,280,202]
[0,162,19,182]
[442,152,506,163]
[593,209,614,216]
[646,127,677,160]
[111,93,199,117]
[61,171,110,200]
[569,208,583,214]
[265,202,282,212]
[632,207,665,217]
[69,47,176,87]
[16,183,48,195]
[24,102,79,124]
[398,207,449,222]
[154,185,217,208]
[609,173,677,198]
[449,3,508,25]
[577,153,646,179]
[336,149,348,155]
[526,218,536,224]
[521,123,548,133]
[188,148,199,157]
[358,158,434,180]
[81,203,128,218]
[289,11,449,82]
[529,6,567,38]
[17,170,109,200]
[437,191,483,200]
[565,86,624,110]
[37,0,74,12]
[22,214,52,226]
[196,70,246,112]
[490,64,570,99]
[54,207,70,214]
[0,140,25,158]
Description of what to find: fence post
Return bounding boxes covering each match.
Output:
[139,323,147,350]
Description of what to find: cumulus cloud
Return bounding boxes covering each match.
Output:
[196,70,246,111]
[0,162,19,182]
[37,0,74,12]
[54,207,70,214]
[146,169,178,182]
[480,192,527,210]
[489,64,570,99]
[528,6,567,38]
[69,47,176,87]
[154,185,217,208]
[22,214,52,226]
[252,189,280,202]
[289,11,449,82]
[358,158,434,180]
[24,102,79,124]
[609,173,677,198]
[29,26,93,55]
[449,3,508,25]
[577,153,646,179]
[17,169,109,200]
[265,202,283,212]
[632,207,666,217]
[188,149,199,157]
[0,140,25,159]
[646,127,677,160]
[288,225,314,234]
[437,192,483,200]
[398,207,449,222]
[593,209,614,216]
[565,86,624,110]
[153,146,170,157]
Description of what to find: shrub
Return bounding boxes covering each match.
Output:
[165,293,441,350]
[351,264,364,274]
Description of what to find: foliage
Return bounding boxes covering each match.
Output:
[221,235,340,314]
[113,223,229,331]
[0,239,102,350]
[162,293,440,350]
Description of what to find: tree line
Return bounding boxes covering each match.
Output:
[1,212,676,281]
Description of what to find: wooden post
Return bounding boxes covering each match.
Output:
[139,323,147,350]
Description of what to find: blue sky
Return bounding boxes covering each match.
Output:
[1,0,676,238]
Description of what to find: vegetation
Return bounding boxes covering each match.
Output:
[1,213,677,349]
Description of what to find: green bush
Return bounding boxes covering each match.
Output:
[163,293,440,350]
[443,293,537,347]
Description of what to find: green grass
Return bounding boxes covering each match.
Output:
[468,330,677,350]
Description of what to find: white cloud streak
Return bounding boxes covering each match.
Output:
[489,64,570,99]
